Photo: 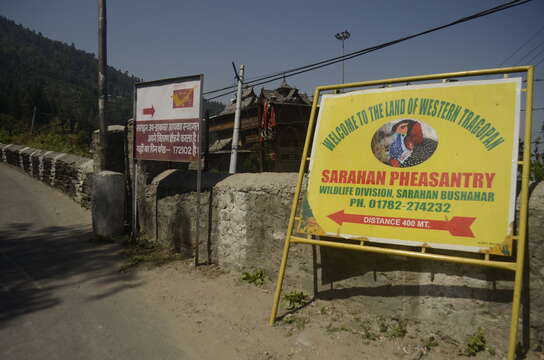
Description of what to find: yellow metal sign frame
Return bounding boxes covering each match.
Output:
[270,66,535,360]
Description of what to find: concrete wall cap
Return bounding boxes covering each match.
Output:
[93,125,125,134]
[151,169,179,185]
[43,151,63,160]
[78,159,94,172]
[108,125,125,132]
[95,170,124,177]
[53,153,67,161]
[215,172,297,191]
[57,153,90,165]
[7,144,26,152]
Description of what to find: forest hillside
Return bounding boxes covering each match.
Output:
[0,16,223,155]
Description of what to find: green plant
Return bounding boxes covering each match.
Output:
[531,159,544,182]
[387,318,408,339]
[118,238,182,272]
[360,320,378,342]
[282,290,309,310]
[325,323,351,334]
[241,269,265,286]
[319,306,331,315]
[462,328,486,356]
[119,254,147,272]
[362,330,378,341]
[377,316,389,333]
[283,314,308,330]
[422,335,439,351]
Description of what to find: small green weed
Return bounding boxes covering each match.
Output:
[282,290,309,310]
[531,159,544,182]
[462,328,486,356]
[422,335,440,351]
[119,254,148,272]
[387,318,408,339]
[359,320,378,342]
[241,269,265,286]
[373,316,408,339]
[326,323,351,334]
[319,306,331,315]
[378,316,389,333]
[118,238,182,272]
[283,314,308,330]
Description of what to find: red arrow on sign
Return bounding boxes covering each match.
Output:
[327,210,475,238]
[143,105,155,116]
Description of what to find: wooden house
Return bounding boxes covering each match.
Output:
[207,80,312,172]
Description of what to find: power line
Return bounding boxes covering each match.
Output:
[204,0,535,99]
[526,46,544,65]
[516,40,544,65]
[208,0,534,96]
[499,23,544,66]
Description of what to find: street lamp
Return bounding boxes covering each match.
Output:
[335,30,351,83]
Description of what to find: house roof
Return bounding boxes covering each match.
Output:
[260,80,311,105]
[210,81,311,119]
[214,87,258,117]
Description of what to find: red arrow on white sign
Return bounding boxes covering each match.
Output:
[143,105,155,116]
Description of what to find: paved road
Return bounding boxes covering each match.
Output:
[0,163,190,360]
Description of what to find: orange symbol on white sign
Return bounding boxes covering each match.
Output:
[173,88,194,108]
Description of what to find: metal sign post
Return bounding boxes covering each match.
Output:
[270,66,535,360]
[132,74,204,265]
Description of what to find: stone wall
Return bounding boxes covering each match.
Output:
[139,169,544,353]
[528,182,544,348]
[0,143,94,208]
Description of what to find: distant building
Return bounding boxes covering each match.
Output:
[207,80,312,172]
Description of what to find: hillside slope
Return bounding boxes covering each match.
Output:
[0,16,138,135]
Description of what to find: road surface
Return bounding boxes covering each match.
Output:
[0,163,191,360]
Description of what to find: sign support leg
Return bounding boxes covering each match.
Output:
[270,88,321,325]
[269,237,291,325]
[195,152,202,267]
[507,65,533,360]
[195,77,204,267]
[508,267,524,360]
[132,161,138,241]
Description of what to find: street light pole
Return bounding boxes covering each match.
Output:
[335,30,350,84]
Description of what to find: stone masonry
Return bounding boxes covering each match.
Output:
[0,143,93,208]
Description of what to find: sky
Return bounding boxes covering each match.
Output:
[1,0,543,137]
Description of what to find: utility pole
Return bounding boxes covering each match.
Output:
[229,64,245,174]
[97,0,108,171]
[335,30,350,83]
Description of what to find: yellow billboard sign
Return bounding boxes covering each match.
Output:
[299,79,521,255]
